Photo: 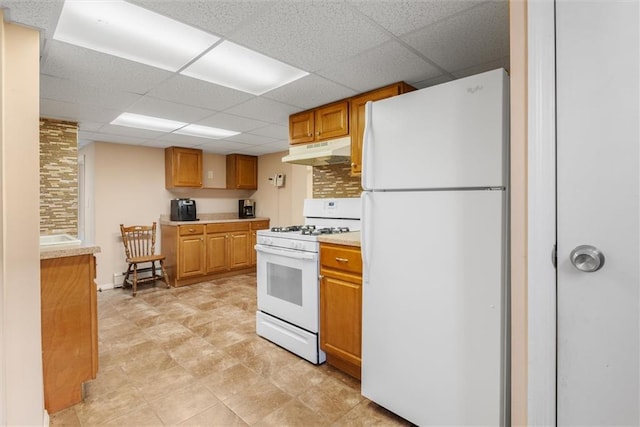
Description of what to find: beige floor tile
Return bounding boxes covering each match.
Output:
[201,363,271,402]
[334,400,414,426]
[147,383,220,425]
[297,375,364,423]
[179,401,248,426]
[130,365,196,401]
[103,404,164,426]
[222,380,293,425]
[255,398,330,427]
[54,274,410,427]
[49,407,80,426]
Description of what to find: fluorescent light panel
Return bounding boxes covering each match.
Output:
[53,0,219,72]
[111,113,239,140]
[175,124,240,139]
[181,41,309,95]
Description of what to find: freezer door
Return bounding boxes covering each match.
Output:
[361,190,508,426]
[361,69,509,191]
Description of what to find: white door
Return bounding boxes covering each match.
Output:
[556,1,639,425]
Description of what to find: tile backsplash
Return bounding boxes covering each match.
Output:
[40,118,78,236]
[312,163,361,199]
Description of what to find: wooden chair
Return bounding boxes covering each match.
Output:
[119,222,170,296]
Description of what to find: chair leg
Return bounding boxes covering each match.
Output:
[123,264,133,290]
[160,260,171,289]
[132,264,138,297]
[151,261,157,287]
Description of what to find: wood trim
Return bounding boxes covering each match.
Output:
[509,0,529,425]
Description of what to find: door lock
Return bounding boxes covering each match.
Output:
[570,245,605,272]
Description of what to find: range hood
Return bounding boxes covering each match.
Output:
[282,137,351,166]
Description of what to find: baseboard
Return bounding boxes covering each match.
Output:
[43,410,49,427]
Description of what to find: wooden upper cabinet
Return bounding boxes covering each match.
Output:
[349,82,415,175]
[289,110,315,144]
[289,101,349,145]
[315,101,349,141]
[226,154,258,190]
[165,146,203,188]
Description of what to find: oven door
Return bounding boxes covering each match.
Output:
[255,243,319,332]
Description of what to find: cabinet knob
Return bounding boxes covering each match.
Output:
[307,133,312,137]
[351,163,356,167]
[335,257,349,263]
[318,275,324,280]
[189,228,194,232]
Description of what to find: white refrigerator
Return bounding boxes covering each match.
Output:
[360,68,509,426]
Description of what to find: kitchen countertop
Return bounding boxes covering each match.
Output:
[317,231,361,247]
[40,242,101,260]
[159,213,270,226]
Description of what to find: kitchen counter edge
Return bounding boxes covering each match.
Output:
[40,243,101,260]
[160,217,270,226]
[318,231,361,247]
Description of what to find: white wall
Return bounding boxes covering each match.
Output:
[80,143,311,288]
[252,151,311,226]
[0,17,45,426]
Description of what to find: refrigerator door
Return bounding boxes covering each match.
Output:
[361,190,508,426]
[361,69,509,191]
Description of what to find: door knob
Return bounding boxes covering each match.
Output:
[570,245,605,272]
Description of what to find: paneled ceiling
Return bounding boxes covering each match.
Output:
[0,0,509,155]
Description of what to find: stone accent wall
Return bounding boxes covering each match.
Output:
[40,118,78,236]
[312,164,361,198]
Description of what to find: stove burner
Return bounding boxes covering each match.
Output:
[270,225,303,232]
[302,226,350,236]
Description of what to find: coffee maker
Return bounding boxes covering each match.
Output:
[239,199,255,218]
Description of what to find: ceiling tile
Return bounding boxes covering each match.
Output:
[451,56,511,78]
[230,1,390,72]
[41,75,142,110]
[411,74,455,90]
[317,40,442,93]
[1,0,63,43]
[195,113,269,133]
[146,74,254,112]
[248,124,289,140]
[224,133,277,146]
[40,98,120,124]
[128,0,272,38]
[401,1,509,73]
[98,124,168,140]
[42,40,173,94]
[191,140,254,155]
[77,121,105,132]
[79,131,150,146]
[350,0,483,37]
[234,140,290,156]
[223,97,299,125]
[264,74,357,110]
[126,96,216,123]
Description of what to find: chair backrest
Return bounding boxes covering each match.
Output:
[120,223,157,259]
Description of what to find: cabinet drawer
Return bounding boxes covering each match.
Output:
[320,244,362,274]
[251,220,270,230]
[207,222,250,233]
[178,224,205,236]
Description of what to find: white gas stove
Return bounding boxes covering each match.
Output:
[255,197,361,364]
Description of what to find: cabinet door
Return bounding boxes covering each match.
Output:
[315,101,349,141]
[320,272,362,372]
[165,147,203,188]
[206,233,228,274]
[229,231,250,270]
[227,154,258,190]
[250,220,270,266]
[178,235,205,278]
[350,86,403,175]
[289,110,315,144]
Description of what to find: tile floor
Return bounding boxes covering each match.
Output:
[50,273,412,426]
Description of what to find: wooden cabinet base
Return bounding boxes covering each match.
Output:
[41,254,98,414]
[171,267,256,287]
[326,354,361,380]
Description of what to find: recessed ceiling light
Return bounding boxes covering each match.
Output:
[53,0,219,72]
[181,41,309,95]
[174,124,240,139]
[111,113,186,132]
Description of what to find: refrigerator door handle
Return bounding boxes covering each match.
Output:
[361,101,373,191]
[361,192,371,283]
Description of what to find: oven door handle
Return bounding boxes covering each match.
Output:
[254,244,317,261]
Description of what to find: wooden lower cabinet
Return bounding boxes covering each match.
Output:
[250,220,270,265]
[319,243,362,379]
[41,254,98,414]
[162,219,269,287]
